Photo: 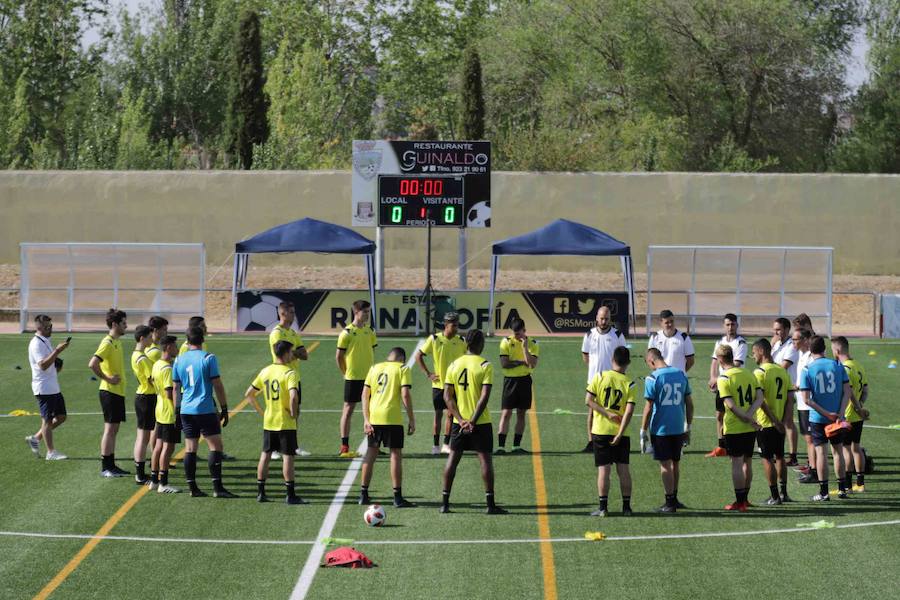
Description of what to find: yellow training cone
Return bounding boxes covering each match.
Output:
[584,531,606,541]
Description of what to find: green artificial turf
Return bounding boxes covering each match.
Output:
[1,333,898,599]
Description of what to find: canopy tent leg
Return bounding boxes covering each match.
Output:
[488,255,499,337]
[366,254,377,332]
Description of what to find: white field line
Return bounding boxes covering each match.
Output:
[2,519,898,547]
[289,438,367,600]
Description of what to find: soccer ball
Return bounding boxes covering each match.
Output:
[364,504,386,527]
[238,294,283,332]
[466,201,491,227]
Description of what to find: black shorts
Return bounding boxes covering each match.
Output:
[845,420,863,445]
[344,380,365,404]
[368,424,404,449]
[809,422,845,447]
[134,393,157,430]
[714,390,725,413]
[501,375,533,410]
[35,393,66,420]
[449,422,493,454]
[592,434,631,466]
[263,429,298,454]
[181,413,221,439]
[757,427,785,460]
[99,390,126,423]
[725,431,757,457]
[432,387,447,411]
[798,409,810,435]
[651,434,684,462]
[155,423,181,445]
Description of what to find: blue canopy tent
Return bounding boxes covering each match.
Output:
[489,219,636,335]
[231,218,376,330]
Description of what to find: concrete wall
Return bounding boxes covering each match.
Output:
[0,171,897,273]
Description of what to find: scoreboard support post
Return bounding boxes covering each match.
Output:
[375,226,385,290]
[458,229,467,289]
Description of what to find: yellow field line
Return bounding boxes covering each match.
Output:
[527,392,558,600]
[33,395,251,599]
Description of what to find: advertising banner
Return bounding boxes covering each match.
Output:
[351,140,491,227]
[238,290,629,335]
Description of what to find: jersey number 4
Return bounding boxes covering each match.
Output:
[457,369,469,391]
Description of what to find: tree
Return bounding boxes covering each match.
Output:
[229,10,268,169]
[115,87,156,169]
[460,45,484,139]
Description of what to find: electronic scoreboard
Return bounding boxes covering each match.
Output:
[377,174,465,227]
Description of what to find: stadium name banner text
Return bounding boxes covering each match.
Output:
[238,290,629,335]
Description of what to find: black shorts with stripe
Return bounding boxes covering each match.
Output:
[501,375,533,410]
[592,434,631,466]
[432,387,446,411]
[725,431,756,457]
[845,420,863,445]
[99,390,126,423]
[449,422,493,454]
[263,429,298,454]
[368,424,404,449]
[344,380,365,404]
[155,422,181,445]
[134,393,157,430]
[757,427,785,460]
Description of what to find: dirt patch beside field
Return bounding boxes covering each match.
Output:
[2,264,896,334]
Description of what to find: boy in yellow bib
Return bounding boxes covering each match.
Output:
[149,336,180,493]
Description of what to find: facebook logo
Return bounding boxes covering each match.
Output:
[553,297,570,314]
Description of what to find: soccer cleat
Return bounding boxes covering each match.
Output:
[780,493,794,503]
[439,505,452,514]
[45,450,67,461]
[339,450,359,459]
[440,444,452,454]
[590,508,608,517]
[674,499,687,509]
[157,485,180,494]
[794,464,810,473]
[837,490,849,500]
[135,475,149,485]
[431,445,441,455]
[148,482,159,491]
[257,493,269,503]
[271,451,282,460]
[785,456,799,467]
[110,465,130,476]
[511,446,530,455]
[485,505,508,515]
[285,496,308,505]
[190,488,208,498]
[765,497,782,506]
[798,473,819,484]
[393,498,415,508]
[724,501,747,512]
[295,447,311,457]
[705,447,728,458]
[811,493,830,502]
[622,507,634,517]
[493,447,506,455]
[657,504,676,514]
[102,467,128,478]
[25,435,41,458]
[358,493,371,505]
[852,484,865,493]
[221,452,236,461]
[101,469,118,478]
[213,488,237,499]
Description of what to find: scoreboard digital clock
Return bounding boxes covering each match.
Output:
[377,175,465,227]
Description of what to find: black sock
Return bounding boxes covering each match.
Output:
[622,495,631,510]
[810,468,818,480]
[208,451,223,492]
[341,437,349,447]
[665,493,676,507]
[857,473,864,487]
[393,487,402,501]
[135,461,146,478]
[838,479,847,493]
[718,438,726,449]
[498,433,507,448]
[184,452,198,489]
[110,453,117,467]
[361,485,369,498]
[734,488,742,503]
[598,495,608,511]
[443,434,451,445]
[160,470,168,486]
[101,454,112,471]
[257,479,266,496]
[433,435,440,446]
[845,471,853,489]
[769,485,779,500]
[285,480,296,499]
[789,452,797,462]
[673,489,680,504]
[441,490,450,508]
[150,470,159,485]
[513,433,523,447]
[485,491,496,509]
[819,481,828,496]
[780,482,788,497]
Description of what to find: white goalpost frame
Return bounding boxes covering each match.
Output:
[19,242,206,332]
[646,245,833,336]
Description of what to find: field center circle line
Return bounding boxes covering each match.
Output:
[3,519,898,547]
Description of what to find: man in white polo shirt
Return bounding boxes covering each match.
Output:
[771,317,800,465]
[792,328,818,483]
[580,306,626,452]
[648,310,695,373]
[25,314,70,460]
[705,313,747,457]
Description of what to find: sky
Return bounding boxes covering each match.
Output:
[84,0,872,90]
